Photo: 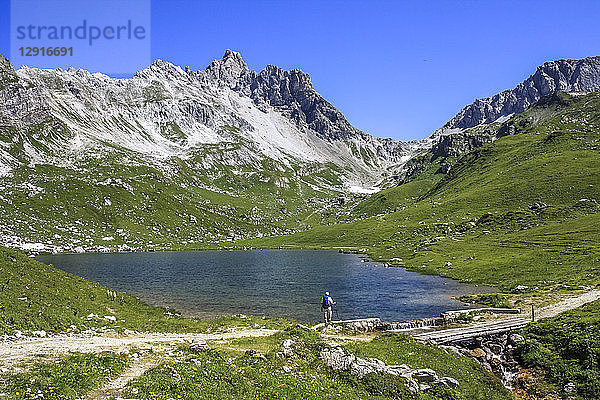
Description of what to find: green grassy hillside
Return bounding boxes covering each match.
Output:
[0,137,360,252]
[242,92,600,291]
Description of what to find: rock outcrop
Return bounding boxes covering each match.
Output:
[320,346,459,393]
[403,56,600,183]
[438,56,600,133]
[200,50,408,152]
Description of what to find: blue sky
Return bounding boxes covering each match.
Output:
[1,0,600,141]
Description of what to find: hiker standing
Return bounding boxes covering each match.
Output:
[321,291,336,323]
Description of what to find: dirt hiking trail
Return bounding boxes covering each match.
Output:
[0,328,277,368]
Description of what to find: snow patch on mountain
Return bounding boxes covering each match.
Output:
[347,185,379,194]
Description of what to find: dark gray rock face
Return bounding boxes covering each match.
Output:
[201,50,364,141]
[250,65,363,141]
[431,132,492,159]
[441,56,600,131]
[198,50,411,161]
[0,54,16,78]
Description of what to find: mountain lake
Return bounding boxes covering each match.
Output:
[37,250,494,323]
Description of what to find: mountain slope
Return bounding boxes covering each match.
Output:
[438,56,600,133]
[0,51,415,252]
[391,56,600,186]
[2,53,600,253]
[242,92,600,291]
[7,50,412,187]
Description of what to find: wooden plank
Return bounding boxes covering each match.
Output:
[425,323,529,344]
[411,318,530,344]
[412,319,526,338]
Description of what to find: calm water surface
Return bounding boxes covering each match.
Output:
[37,250,492,323]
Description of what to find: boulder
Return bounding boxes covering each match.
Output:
[490,357,502,369]
[320,346,454,394]
[320,347,356,371]
[470,348,486,358]
[350,357,386,378]
[529,202,548,210]
[437,376,460,389]
[164,365,181,382]
[564,382,576,393]
[508,334,525,346]
[488,343,503,355]
[386,364,413,377]
[404,378,420,394]
[245,349,266,359]
[411,369,438,383]
[282,339,294,357]
[189,340,209,350]
[481,345,495,361]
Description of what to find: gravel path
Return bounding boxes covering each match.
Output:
[84,355,161,400]
[0,328,277,369]
[534,289,600,319]
[413,289,600,343]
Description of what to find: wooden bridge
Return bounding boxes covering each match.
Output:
[396,290,600,344]
[410,317,530,344]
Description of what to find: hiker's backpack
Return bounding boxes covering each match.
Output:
[322,295,331,308]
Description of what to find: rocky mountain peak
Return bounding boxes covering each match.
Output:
[133,59,186,81]
[0,54,14,72]
[150,59,175,68]
[433,56,600,135]
[222,49,246,64]
[288,69,313,89]
[197,52,372,144]
[204,49,251,87]
[530,56,600,93]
